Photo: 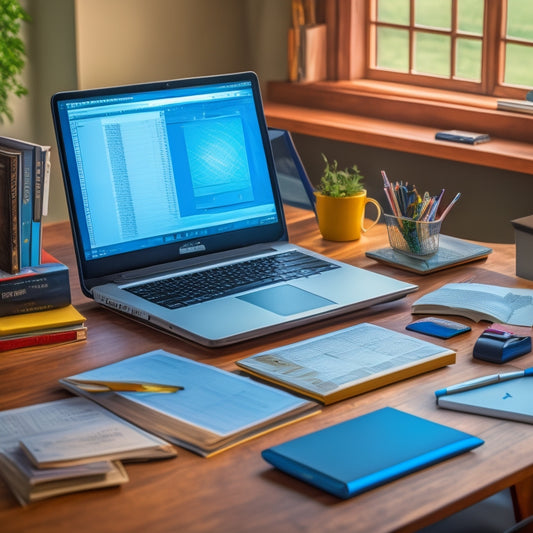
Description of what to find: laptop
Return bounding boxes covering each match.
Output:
[51,71,417,347]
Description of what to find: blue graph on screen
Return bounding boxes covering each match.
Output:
[183,115,254,210]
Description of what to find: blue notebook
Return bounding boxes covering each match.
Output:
[262,407,483,499]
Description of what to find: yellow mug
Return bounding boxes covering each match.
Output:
[314,190,382,241]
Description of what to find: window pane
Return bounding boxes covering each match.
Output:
[414,32,450,76]
[505,43,533,86]
[377,0,410,24]
[456,38,482,80]
[415,0,451,29]
[507,0,533,40]
[457,0,484,35]
[376,27,409,71]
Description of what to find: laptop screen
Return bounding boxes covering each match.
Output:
[52,72,285,281]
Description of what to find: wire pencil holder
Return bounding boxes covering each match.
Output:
[384,214,441,257]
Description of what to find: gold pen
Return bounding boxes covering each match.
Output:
[66,378,183,393]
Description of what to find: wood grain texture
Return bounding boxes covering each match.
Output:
[264,101,533,175]
[1,206,533,532]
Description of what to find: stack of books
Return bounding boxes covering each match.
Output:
[0,251,87,352]
[0,136,51,273]
[0,136,86,351]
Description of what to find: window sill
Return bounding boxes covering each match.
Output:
[265,80,533,175]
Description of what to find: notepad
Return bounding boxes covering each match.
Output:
[437,376,533,424]
[262,407,483,499]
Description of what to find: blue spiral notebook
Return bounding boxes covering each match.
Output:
[262,407,483,499]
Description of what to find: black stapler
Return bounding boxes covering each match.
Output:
[473,328,532,364]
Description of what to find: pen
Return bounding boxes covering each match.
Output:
[435,368,533,398]
[66,378,184,393]
[438,192,461,221]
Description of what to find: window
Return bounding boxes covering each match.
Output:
[357,0,533,97]
[265,0,533,168]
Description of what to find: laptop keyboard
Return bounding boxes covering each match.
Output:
[124,250,340,309]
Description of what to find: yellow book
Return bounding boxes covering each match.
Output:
[0,305,86,337]
[237,323,456,405]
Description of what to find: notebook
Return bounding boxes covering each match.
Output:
[51,71,417,347]
[262,407,483,499]
[436,375,533,424]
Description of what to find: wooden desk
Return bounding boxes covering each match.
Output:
[2,206,533,533]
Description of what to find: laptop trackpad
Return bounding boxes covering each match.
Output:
[237,285,335,316]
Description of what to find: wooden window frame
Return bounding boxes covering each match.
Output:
[330,0,528,99]
[265,0,533,175]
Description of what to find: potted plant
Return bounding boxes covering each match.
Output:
[314,154,382,241]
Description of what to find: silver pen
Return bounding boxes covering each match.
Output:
[435,368,533,398]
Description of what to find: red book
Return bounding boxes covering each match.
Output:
[0,325,87,352]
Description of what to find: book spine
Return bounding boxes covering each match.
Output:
[8,154,19,273]
[19,148,33,268]
[0,151,20,274]
[0,265,71,317]
[30,147,44,266]
[0,328,87,352]
[41,149,51,217]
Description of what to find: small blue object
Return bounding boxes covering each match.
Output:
[406,317,471,339]
[473,328,532,364]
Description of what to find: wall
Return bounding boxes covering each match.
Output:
[25,0,77,224]
[17,0,291,222]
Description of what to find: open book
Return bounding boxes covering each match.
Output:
[61,350,320,457]
[412,283,533,326]
[236,323,455,404]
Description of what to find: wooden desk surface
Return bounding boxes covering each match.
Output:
[2,206,533,533]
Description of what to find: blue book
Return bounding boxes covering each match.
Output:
[262,407,483,499]
[0,137,50,268]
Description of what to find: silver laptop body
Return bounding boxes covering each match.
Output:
[51,72,417,347]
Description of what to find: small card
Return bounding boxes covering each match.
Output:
[406,317,471,339]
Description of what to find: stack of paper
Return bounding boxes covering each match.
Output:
[0,397,176,505]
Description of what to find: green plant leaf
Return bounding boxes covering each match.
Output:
[318,154,365,197]
[0,0,30,123]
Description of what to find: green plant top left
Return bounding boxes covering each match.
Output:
[318,154,365,198]
[0,0,30,123]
